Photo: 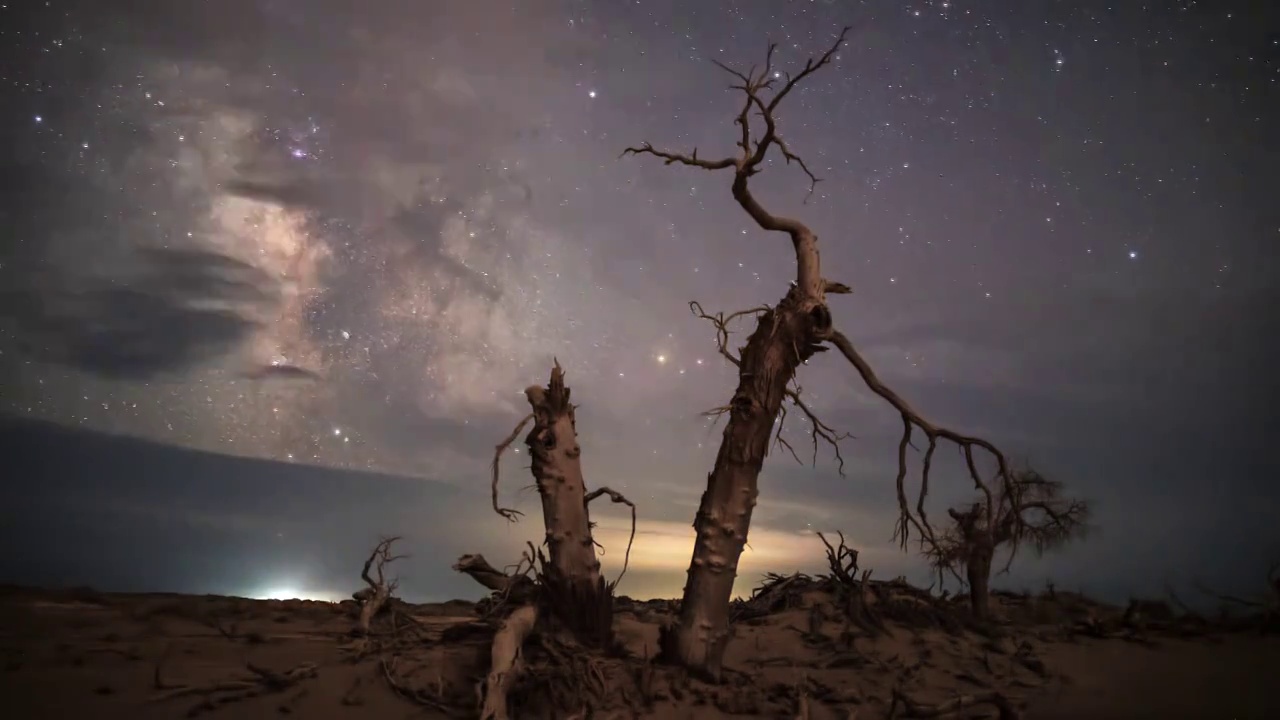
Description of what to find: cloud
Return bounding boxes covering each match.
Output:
[2,246,277,378]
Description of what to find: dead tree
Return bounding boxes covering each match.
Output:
[456,361,637,720]
[925,468,1089,621]
[1193,561,1280,632]
[353,536,405,635]
[622,26,1028,679]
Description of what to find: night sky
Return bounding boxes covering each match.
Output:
[1,0,1277,605]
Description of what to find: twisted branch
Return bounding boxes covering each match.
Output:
[826,330,1010,572]
[491,413,534,522]
[782,385,853,475]
[623,26,852,296]
[688,300,771,367]
[584,486,638,590]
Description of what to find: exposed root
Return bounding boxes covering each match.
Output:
[889,688,1020,719]
[734,572,811,622]
[817,531,860,587]
[478,604,539,720]
[380,655,457,713]
[151,658,318,717]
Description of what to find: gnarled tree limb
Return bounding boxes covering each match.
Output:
[826,330,1007,571]
[622,25,857,677]
[623,26,852,300]
[689,300,771,368]
[355,536,405,635]
[584,486,637,590]
[491,413,534,523]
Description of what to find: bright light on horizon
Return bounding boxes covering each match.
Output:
[249,586,340,602]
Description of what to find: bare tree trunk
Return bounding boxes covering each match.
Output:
[524,363,600,586]
[967,545,995,622]
[522,362,613,648]
[660,292,820,679]
[625,25,1027,680]
[621,28,860,680]
[466,363,624,720]
[352,536,403,636]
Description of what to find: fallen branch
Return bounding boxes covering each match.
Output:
[381,655,456,713]
[454,553,520,594]
[478,604,539,720]
[151,660,318,716]
[888,687,1020,720]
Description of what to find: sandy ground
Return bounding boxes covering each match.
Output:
[1,582,1276,720]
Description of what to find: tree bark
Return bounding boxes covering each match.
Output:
[524,362,600,585]
[478,604,539,720]
[523,362,613,647]
[621,28,849,679]
[661,288,825,679]
[967,545,995,622]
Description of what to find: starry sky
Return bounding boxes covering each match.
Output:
[1,0,1277,605]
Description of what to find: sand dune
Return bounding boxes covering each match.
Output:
[2,577,1276,720]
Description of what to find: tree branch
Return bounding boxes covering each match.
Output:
[491,414,534,523]
[617,143,736,171]
[360,536,405,591]
[584,486,638,590]
[452,553,518,594]
[622,26,852,297]
[782,385,853,475]
[826,329,1009,567]
[689,300,771,367]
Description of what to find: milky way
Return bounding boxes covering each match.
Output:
[2,0,1277,599]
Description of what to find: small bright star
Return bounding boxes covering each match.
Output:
[34,115,42,123]
[1128,250,1138,259]
[588,90,597,98]
[656,354,667,364]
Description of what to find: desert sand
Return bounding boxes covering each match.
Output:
[3,570,1277,720]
